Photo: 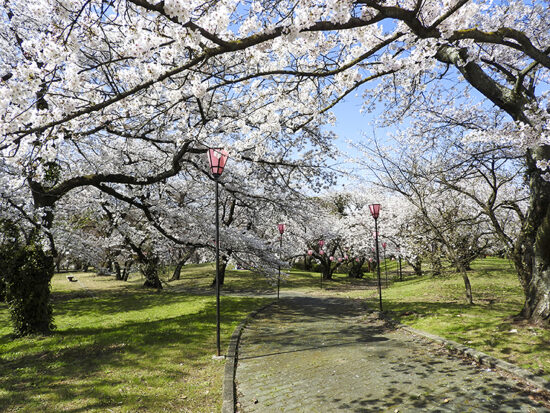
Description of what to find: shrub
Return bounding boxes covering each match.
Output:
[0,221,55,336]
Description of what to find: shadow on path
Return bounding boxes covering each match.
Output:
[235,295,550,413]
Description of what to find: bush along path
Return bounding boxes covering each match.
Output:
[234,295,550,412]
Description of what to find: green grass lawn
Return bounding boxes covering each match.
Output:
[1,257,547,412]
[162,261,383,295]
[0,272,268,412]
[365,257,550,381]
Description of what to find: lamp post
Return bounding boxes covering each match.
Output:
[382,241,388,288]
[277,224,285,300]
[208,148,229,357]
[319,239,325,289]
[369,204,383,311]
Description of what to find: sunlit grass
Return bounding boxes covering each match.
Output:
[366,257,550,381]
[1,257,547,412]
[0,272,267,412]
[162,261,384,295]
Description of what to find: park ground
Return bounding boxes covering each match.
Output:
[0,257,548,412]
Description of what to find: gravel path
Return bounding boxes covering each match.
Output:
[235,296,549,412]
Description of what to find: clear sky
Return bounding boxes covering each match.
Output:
[324,89,394,188]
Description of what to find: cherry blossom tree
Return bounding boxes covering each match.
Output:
[2,0,549,331]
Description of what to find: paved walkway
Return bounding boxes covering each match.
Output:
[235,296,549,412]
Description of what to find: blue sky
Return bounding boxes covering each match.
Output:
[325,89,396,186]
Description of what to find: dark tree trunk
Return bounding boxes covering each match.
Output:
[348,259,365,278]
[7,183,59,336]
[55,254,63,273]
[219,260,228,285]
[322,265,333,280]
[121,261,131,281]
[114,261,122,280]
[409,259,422,277]
[1,225,55,336]
[211,256,229,287]
[304,255,313,271]
[454,255,475,272]
[455,261,471,273]
[519,147,550,325]
[0,277,5,302]
[171,260,185,281]
[319,257,336,280]
[114,260,132,281]
[170,248,196,281]
[141,257,162,289]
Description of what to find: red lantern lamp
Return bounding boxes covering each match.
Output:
[369,204,381,219]
[208,148,229,178]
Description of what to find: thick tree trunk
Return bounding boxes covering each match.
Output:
[321,265,333,280]
[304,255,313,271]
[409,258,422,277]
[211,257,228,287]
[319,258,336,280]
[520,148,550,325]
[141,257,162,289]
[9,184,58,336]
[1,227,55,336]
[348,259,365,278]
[114,260,132,281]
[121,261,132,281]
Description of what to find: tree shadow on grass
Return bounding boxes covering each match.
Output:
[0,296,266,412]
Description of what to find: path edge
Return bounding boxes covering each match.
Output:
[376,310,550,395]
[221,301,275,413]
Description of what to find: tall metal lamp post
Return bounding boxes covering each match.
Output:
[208,148,229,357]
[382,241,388,287]
[277,224,286,300]
[369,204,383,311]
